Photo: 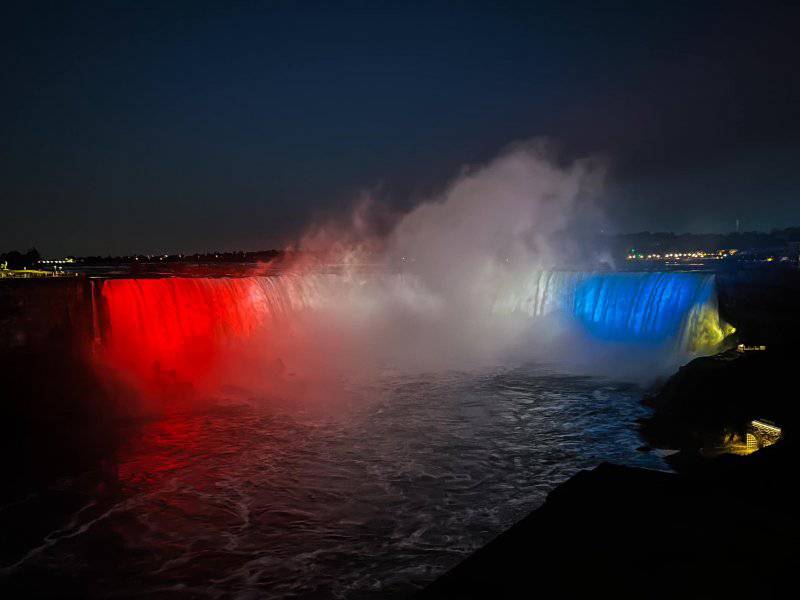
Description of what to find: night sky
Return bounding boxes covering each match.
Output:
[2,1,798,255]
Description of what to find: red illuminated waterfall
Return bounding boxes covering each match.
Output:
[93,271,731,397]
[94,276,319,391]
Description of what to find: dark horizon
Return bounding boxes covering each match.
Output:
[2,1,799,255]
[5,225,800,263]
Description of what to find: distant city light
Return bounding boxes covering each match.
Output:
[37,257,76,264]
[626,249,739,261]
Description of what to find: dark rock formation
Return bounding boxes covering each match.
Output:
[716,269,800,355]
[640,270,800,451]
[0,277,94,352]
[640,350,799,450]
[420,445,799,599]
[0,278,128,500]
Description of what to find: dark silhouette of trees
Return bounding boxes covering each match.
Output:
[0,247,41,269]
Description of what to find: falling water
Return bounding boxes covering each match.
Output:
[93,271,732,390]
[493,271,732,355]
[11,270,731,598]
[94,275,334,388]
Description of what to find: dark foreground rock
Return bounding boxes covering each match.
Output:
[419,444,800,599]
[640,349,799,451]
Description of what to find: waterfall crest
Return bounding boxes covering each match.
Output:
[493,271,732,355]
[94,275,331,386]
[94,271,732,388]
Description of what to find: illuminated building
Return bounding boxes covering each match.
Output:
[37,257,76,265]
[736,344,767,353]
[744,419,782,453]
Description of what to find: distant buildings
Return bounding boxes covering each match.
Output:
[624,242,800,268]
[737,343,767,353]
[626,249,738,262]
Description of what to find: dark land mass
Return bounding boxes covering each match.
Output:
[604,227,800,256]
[419,450,799,599]
[0,277,134,594]
[421,268,800,599]
[4,226,800,274]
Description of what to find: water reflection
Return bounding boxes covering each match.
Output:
[2,367,666,598]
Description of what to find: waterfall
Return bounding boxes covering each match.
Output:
[93,271,732,387]
[93,275,333,387]
[493,271,732,355]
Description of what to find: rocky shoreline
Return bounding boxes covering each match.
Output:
[420,269,800,599]
[418,365,800,598]
[418,443,799,598]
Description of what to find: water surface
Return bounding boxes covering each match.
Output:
[2,366,665,598]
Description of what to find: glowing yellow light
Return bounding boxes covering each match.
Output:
[751,420,781,436]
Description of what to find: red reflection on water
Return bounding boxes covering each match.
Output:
[116,417,212,488]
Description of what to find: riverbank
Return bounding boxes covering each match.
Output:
[418,443,799,598]
[420,270,800,598]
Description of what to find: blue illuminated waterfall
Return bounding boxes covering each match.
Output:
[494,271,732,355]
[94,270,732,384]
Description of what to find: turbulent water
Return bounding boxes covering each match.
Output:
[0,271,727,596]
[1,367,666,598]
